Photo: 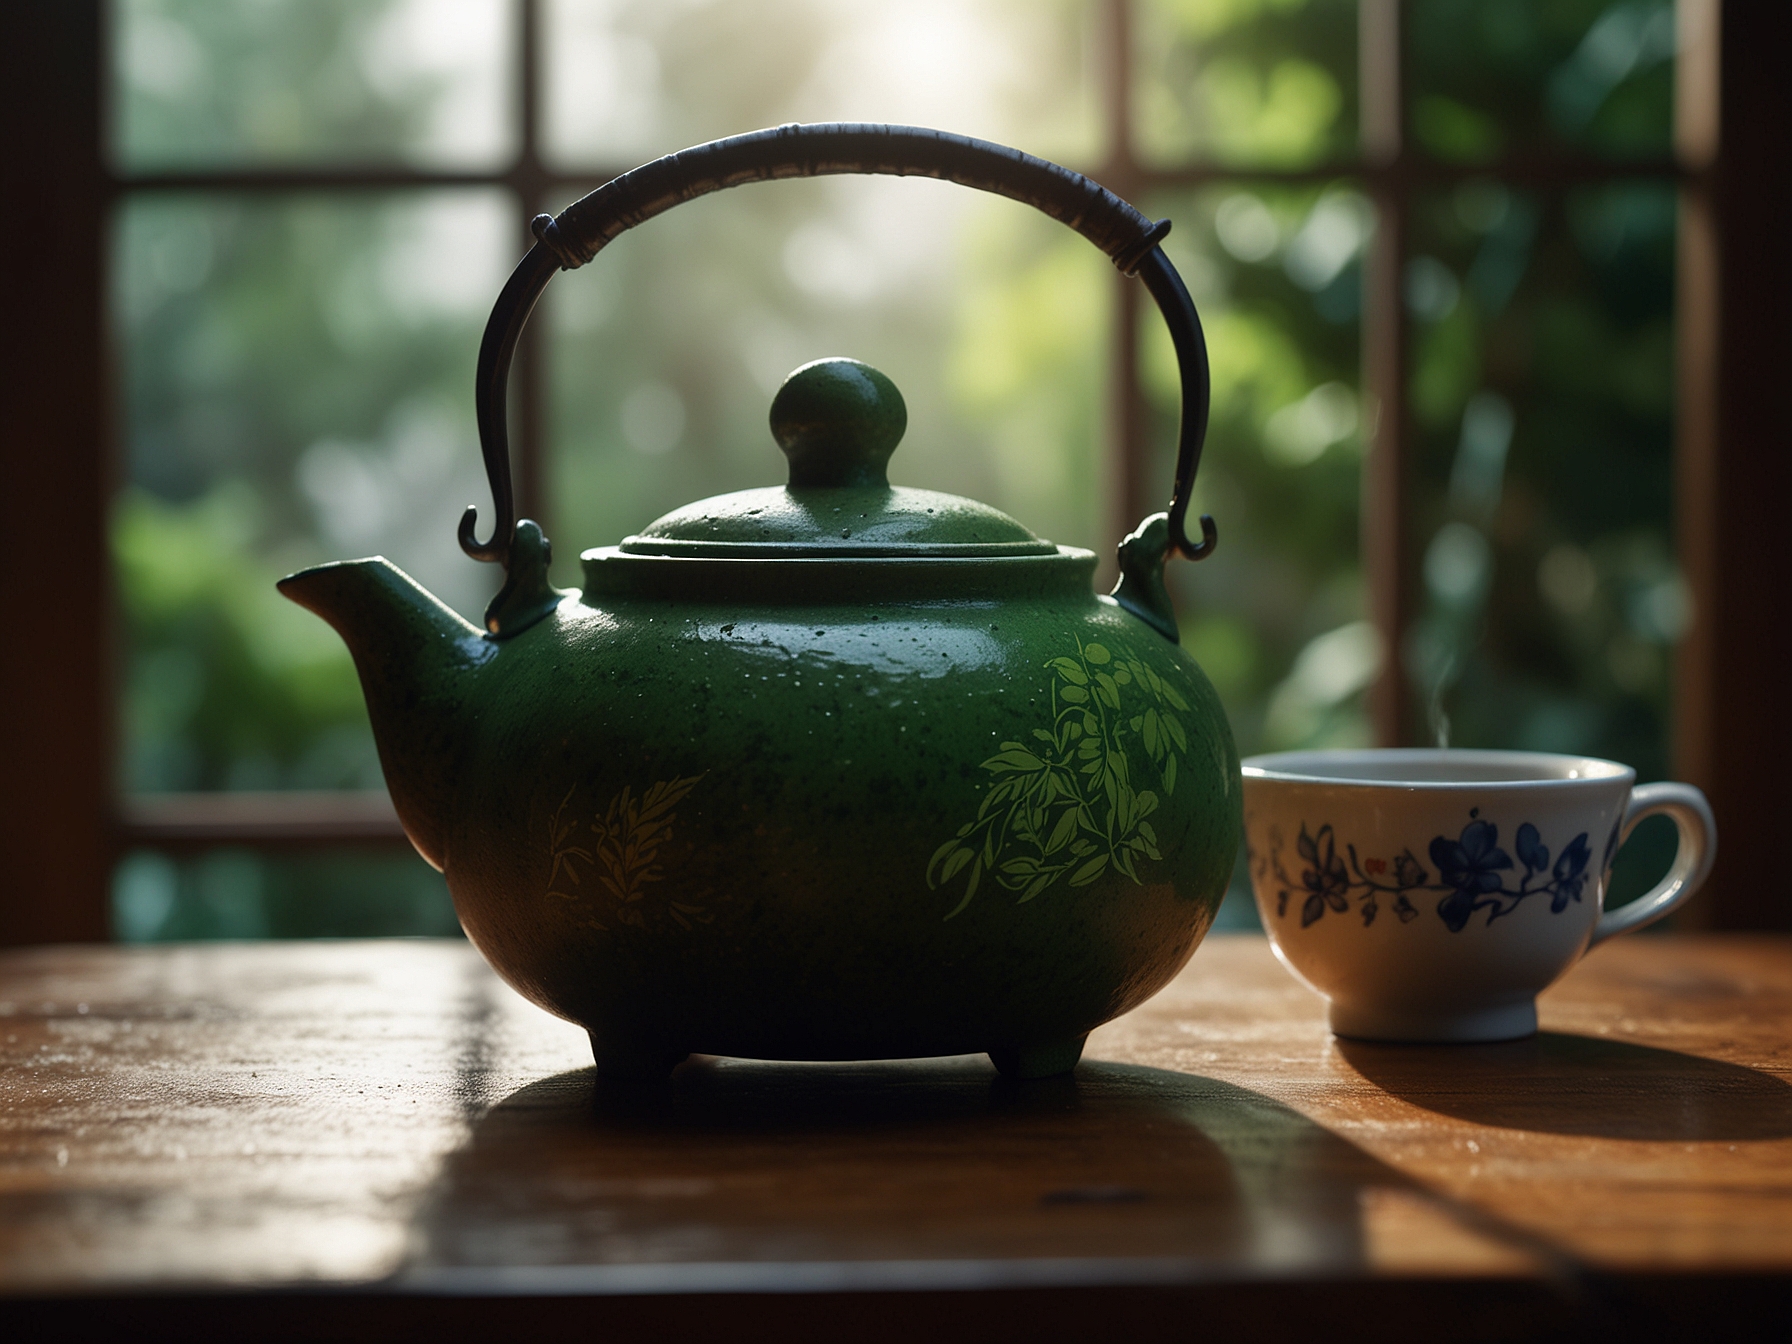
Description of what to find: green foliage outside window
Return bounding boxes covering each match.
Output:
[114,190,506,794]
[115,0,514,168]
[1407,0,1674,163]
[1134,0,1359,167]
[108,0,1683,939]
[1151,182,1369,757]
[1406,180,1678,783]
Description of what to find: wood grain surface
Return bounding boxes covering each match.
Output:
[2,935,1789,1337]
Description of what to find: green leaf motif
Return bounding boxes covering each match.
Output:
[546,775,708,932]
[925,636,1199,917]
[1071,854,1109,885]
[1164,713,1188,752]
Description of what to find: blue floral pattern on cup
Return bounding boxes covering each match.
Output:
[1258,809,1595,933]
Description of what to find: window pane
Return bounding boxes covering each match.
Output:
[1132,0,1359,169]
[113,849,456,940]
[541,0,1101,172]
[1406,0,1675,163]
[1404,180,1677,788]
[113,0,516,170]
[1144,183,1369,760]
[543,175,1110,579]
[113,190,512,793]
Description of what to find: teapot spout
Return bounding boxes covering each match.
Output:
[277,558,492,869]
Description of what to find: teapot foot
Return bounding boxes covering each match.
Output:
[590,1033,689,1083]
[988,1035,1087,1080]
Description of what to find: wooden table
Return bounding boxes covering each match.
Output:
[2,935,1789,1340]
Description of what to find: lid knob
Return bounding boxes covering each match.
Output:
[770,358,906,489]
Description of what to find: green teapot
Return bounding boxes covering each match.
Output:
[279,124,1239,1081]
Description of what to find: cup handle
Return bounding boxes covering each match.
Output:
[1586,782,1717,948]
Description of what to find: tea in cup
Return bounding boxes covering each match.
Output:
[1242,749,1715,1042]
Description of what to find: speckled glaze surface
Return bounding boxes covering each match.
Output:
[280,360,1242,1080]
[282,556,1239,1079]
[479,584,1233,1070]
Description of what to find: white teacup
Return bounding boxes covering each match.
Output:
[1242,749,1716,1043]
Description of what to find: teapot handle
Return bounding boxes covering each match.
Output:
[465,122,1216,578]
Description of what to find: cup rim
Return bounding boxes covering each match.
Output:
[1241,747,1635,788]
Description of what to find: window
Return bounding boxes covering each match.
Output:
[12,0,1780,943]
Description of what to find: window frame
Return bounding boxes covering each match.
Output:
[4,0,1778,941]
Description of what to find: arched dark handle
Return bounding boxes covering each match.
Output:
[464,122,1216,568]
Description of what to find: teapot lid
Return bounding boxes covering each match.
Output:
[618,359,1056,559]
